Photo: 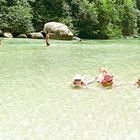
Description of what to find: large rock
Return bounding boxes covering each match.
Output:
[43,22,73,40]
[3,32,13,38]
[27,32,43,39]
[73,36,81,41]
[17,34,27,38]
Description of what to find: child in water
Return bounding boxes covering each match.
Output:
[96,67,113,87]
[72,74,94,88]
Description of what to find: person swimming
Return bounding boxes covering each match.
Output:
[96,67,113,87]
[72,74,94,88]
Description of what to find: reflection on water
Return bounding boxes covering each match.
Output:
[0,39,140,140]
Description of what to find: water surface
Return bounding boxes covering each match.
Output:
[0,38,140,140]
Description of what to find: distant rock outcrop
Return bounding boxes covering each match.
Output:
[3,32,13,38]
[43,22,73,40]
[73,36,81,41]
[27,32,43,39]
[17,34,27,38]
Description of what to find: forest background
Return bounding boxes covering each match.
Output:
[0,0,140,39]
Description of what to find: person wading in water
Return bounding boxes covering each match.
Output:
[41,31,50,46]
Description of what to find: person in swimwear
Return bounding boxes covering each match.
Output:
[96,67,113,87]
[41,31,50,46]
[72,74,94,88]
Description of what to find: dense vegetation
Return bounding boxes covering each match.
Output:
[0,0,140,39]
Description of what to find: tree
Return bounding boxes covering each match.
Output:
[96,0,121,39]
[136,0,140,33]
[0,0,139,38]
[118,0,137,36]
[0,0,34,36]
[70,0,98,38]
[30,0,73,32]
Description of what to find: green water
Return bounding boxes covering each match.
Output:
[0,38,140,140]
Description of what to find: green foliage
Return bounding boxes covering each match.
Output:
[136,0,140,33]
[105,23,122,39]
[96,0,121,39]
[0,0,34,35]
[70,0,99,38]
[54,1,74,32]
[0,0,139,38]
[0,0,6,6]
[119,3,137,36]
[30,0,73,32]
[137,10,140,33]
[136,0,140,9]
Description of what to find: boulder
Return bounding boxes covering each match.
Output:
[27,32,43,39]
[17,34,27,38]
[43,22,73,40]
[73,36,81,41]
[133,35,139,38]
[3,32,13,38]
